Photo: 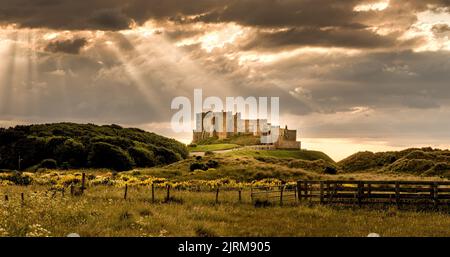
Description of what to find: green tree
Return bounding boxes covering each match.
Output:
[88,142,134,171]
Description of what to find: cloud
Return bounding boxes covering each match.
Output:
[45,38,88,54]
[2,0,450,152]
[237,27,416,50]
[0,0,221,30]
[0,0,448,31]
[88,9,133,31]
[432,23,450,34]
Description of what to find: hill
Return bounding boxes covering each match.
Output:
[192,134,260,146]
[225,148,334,162]
[145,148,337,182]
[0,123,188,171]
[338,147,450,178]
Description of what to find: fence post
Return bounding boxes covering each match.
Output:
[4,195,8,201]
[215,187,220,204]
[357,182,363,207]
[433,182,438,207]
[280,185,284,206]
[250,187,253,202]
[294,186,297,203]
[395,182,400,207]
[124,184,128,200]
[166,184,170,201]
[81,173,86,195]
[70,184,74,196]
[320,181,324,204]
[304,182,308,201]
[21,193,24,205]
[238,188,242,203]
[151,183,155,203]
[297,181,302,201]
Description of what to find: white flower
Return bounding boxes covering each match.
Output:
[26,224,51,237]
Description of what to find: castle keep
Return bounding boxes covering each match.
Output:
[192,111,301,149]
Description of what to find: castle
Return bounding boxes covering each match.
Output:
[192,111,301,149]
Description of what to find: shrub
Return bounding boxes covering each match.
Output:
[2,172,32,185]
[190,162,207,172]
[54,139,86,167]
[150,146,181,165]
[88,142,134,171]
[91,136,134,149]
[39,159,58,169]
[60,162,71,170]
[206,160,219,169]
[388,158,435,173]
[0,123,188,170]
[128,147,156,167]
[324,166,337,175]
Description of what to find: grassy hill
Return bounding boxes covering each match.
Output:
[136,148,337,182]
[224,149,334,162]
[193,134,260,146]
[188,144,239,152]
[0,123,188,171]
[338,147,450,178]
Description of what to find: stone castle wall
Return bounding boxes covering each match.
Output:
[192,111,301,149]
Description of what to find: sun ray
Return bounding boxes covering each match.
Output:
[120,29,237,108]
[104,39,162,113]
[0,30,18,116]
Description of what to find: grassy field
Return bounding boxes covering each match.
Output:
[1,184,449,237]
[188,144,240,152]
[224,149,335,162]
[1,147,449,237]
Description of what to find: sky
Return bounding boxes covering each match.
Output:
[1,0,450,161]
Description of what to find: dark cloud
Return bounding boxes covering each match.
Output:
[238,27,406,50]
[195,0,361,28]
[2,0,450,152]
[88,9,133,30]
[251,50,450,115]
[432,23,450,34]
[0,0,448,31]
[45,38,88,54]
[0,0,221,30]
[0,0,448,52]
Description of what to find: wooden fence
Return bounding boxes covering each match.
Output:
[251,180,450,207]
[3,173,449,208]
[297,180,450,206]
[251,184,298,205]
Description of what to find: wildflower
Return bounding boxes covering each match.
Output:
[25,224,51,237]
[0,227,8,237]
[159,229,168,237]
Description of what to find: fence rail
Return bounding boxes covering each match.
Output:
[251,184,298,205]
[297,180,450,206]
[251,180,450,207]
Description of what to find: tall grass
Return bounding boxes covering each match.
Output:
[0,185,449,237]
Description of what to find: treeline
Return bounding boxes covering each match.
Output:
[0,123,188,171]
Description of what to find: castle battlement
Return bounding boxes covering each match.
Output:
[192,111,301,149]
